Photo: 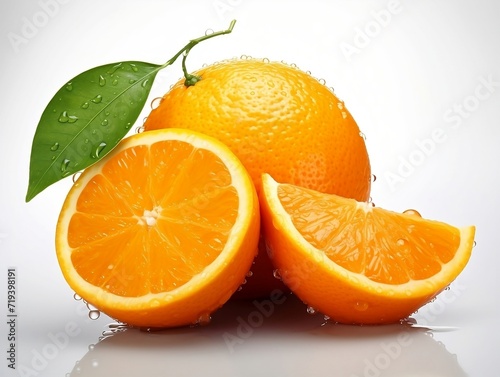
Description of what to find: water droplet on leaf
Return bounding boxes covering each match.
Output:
[50,142,59,151]
[99,75,106,87]
[107,63,123,75]
[91,94,103,104]
[93,142,107,158]
[58,111,78,123]
[61,159,70,172]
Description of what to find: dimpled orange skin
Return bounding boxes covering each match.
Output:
[144,58,371,298]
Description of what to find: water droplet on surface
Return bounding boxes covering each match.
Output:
[89,309,101,320]
[91,94,103,104]
[107,63,123,75]
[91,359,99,368]
[397,238,408,247]
[129,79,136,84]
[403,209,422,217]
[262,57,270,63]
[318,78,326,85]
[99,75,106,87]
[72,172,81,183]
[195,313,211,326]
[323,314,330,321]
[151,97,162,110]
[272,269,282,280]
[129,63,138,72]
[149,299,161,308]
[50,142,60,151]
[306,306,317,315]
[101,119,109,126]
[141,79,149,88]
[61,159,70,173]
[341,111,347,119]
[65,82,73,91]
[58,111,78,123]
[112,79,118,86]
[371,174,377,182]
[205,28,214,36]
[354,301,369,311]
[136,125,145,134]
[359,132,366,140]
[73,293,82,301]
[81,101,90,109]
[473,240,477,248]
[93,142,107,158]
[88,344,95,351]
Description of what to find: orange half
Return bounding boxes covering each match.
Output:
[260,174,475,324]
[56,129,260,328]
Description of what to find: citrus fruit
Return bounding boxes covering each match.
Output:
[55,128,260,328]
[143,58,371,298]
[260,173,475,324]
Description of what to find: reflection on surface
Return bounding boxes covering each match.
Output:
[68,295,466,377]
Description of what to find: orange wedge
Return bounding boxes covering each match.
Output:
[260,174,475,324]
[55,129,260,328]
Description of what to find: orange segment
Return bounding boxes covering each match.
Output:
[261,174,475,324]
[56,129,260,328]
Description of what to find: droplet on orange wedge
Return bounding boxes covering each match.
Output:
[55,129,260,328]
[260,174,475,324]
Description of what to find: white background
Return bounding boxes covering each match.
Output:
[1,0,499,376]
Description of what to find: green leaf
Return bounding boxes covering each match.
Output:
[26,61,161,202]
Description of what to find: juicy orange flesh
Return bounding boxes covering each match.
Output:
[277,184,460,284]
[68,140,239,297]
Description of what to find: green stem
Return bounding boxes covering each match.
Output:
[160,19,236,86]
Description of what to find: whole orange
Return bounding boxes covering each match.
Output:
[144,58,371,298]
